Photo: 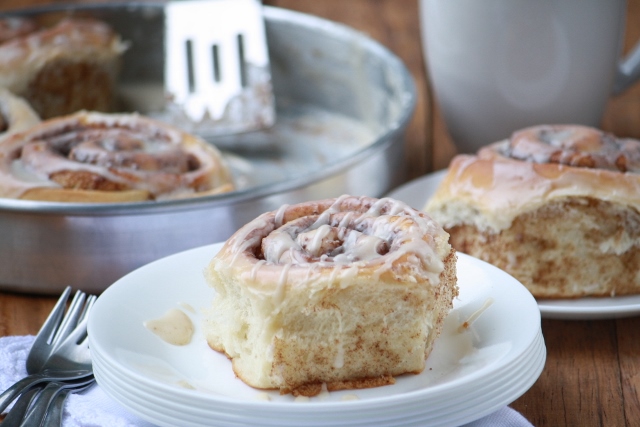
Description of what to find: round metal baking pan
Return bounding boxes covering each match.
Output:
[0,2,415,294]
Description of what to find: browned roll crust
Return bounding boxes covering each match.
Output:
[0,110,234,202]
[425,124,640,299]
[0,17,127,119]
[204,195,458,396]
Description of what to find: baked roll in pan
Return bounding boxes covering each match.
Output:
[0,110,234,202]
[0,17,127,119]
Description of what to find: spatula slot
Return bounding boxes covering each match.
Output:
[164,0,275,132]
[185,39,195,93]
[212,44,221,83]
[237,34,247,88]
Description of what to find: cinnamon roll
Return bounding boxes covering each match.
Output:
[204,195,457,396]
[0,17,127,119]
[0,17,37,44]
[425,124,640,298]
[0,111,234,202]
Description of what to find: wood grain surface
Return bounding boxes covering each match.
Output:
[1,1,639,426]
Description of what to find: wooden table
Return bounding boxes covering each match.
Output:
[1,1,640,426]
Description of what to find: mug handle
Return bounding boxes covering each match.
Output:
[613,40,640,94]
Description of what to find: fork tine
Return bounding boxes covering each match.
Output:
[1,290,96,415]
[76,294,96,326]
[63,296,95,348]
[25,287,72,373]
[49,291,86,351]
[44,296,96,373]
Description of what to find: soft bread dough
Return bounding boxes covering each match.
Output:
[426,125,640,298]
[204,195,458,396]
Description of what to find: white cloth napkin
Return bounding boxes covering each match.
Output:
[1,336,534,427]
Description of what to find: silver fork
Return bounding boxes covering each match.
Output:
[18,378,96,427]
[18,293,97,427]
[26,287,86,374]
[39,379,96,427]
[0,287,95,413]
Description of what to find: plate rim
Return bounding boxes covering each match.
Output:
[88,243,544,424]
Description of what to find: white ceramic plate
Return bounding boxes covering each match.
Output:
[88,243,544,427]
[387,171,640,320]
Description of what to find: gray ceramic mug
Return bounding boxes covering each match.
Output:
[420,0,640,153]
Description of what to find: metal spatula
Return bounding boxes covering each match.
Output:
[164,0,275,137]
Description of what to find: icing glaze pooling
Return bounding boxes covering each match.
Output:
[144,308,194,346]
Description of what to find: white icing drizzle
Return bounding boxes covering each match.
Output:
[251,260,267,281]
[458,298,494,333]
[341,394,359,401]
[218,196,450,312]
[274,263,292,305]
[317,383,330,400]
[0,111,232,200]
[426,125,640,233]
[308,224,333,257]
[274,204,289,227]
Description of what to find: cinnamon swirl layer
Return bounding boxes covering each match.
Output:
[491,124,640,173]
[0,17,127,119]
[425,124,640,298]
[0,111,234,202]
[205,196,457,396]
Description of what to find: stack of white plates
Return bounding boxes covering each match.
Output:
[88,244,546,427]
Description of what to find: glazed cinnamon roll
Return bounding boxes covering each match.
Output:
[425,124,640,298]
[0,17,127,119]
[204,195,457,396]
[0,111,234,202]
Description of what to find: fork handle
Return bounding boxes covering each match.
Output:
[0,386,41,426]
[20,379,95,427]
[19,382,66,427]
[0,375,45,413]
[41,387,71,427]
[0,371,90,413]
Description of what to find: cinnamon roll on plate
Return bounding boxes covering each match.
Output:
[0,111,234,202]
[0,17,127,119]
[204,195,458,396]
[425,124,640,299]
